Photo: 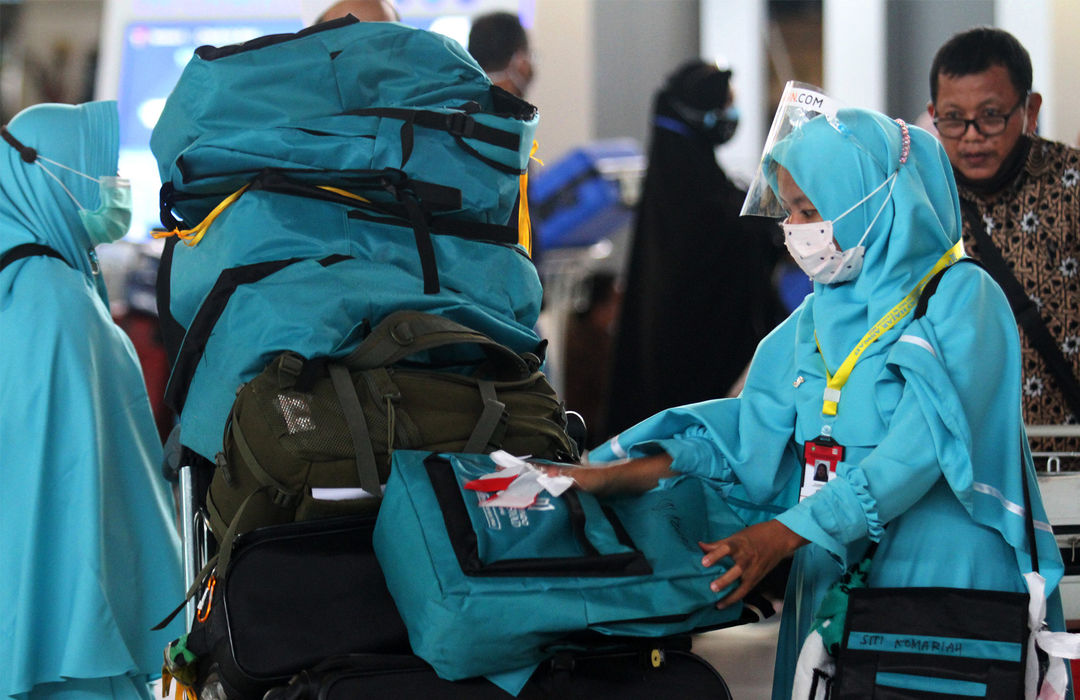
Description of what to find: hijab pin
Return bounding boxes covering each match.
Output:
[894,118,910,165]
[793,376,805,388]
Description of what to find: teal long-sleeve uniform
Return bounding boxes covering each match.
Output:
[590,108,1068,699]
[0,102,184,699]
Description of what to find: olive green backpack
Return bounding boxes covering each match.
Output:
[207,310,578,569]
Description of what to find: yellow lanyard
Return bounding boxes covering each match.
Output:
[817,240,965,416]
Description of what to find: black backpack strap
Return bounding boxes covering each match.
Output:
[960,197,1080,418]
[156,236,186,370]
[912,257,983,321]
[346,107,521,152]
[0,243,66,274]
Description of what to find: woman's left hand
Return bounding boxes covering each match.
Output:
[698,519,808,609]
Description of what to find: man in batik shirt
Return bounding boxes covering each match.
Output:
[929,27,1080,458]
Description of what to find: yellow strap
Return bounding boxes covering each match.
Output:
[517,140,543,257]
[152,184,251,247]
[151,184,371,248]
[819,240,965,416]
[317,186,371,203]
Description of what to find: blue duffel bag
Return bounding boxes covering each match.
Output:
[372,451,773,691]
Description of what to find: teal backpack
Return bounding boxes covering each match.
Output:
[150,17,544,462]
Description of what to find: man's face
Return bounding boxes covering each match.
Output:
[929,64,1038,182]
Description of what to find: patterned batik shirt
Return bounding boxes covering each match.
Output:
[959,136,1080,463]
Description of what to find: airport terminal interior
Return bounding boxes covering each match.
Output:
[1,0,1079,697]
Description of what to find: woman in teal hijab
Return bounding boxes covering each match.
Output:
[0,102,184,699]
[564,95,1070,697]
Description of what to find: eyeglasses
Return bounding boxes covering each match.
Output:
[932,96,1028,139]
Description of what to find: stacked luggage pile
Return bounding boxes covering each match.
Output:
[151,17,759,699]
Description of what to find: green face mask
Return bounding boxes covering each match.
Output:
[1,125,133,246]
[78,176,133,245]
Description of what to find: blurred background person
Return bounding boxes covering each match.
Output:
[315,0,399,24]
[602,60,786,441]
[467,10,534,99]
[0,101,183,699]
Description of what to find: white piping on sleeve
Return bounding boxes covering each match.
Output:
[973,481,1054,533]
[899,334,935,356]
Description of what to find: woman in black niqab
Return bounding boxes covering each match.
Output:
[602,61,786,440]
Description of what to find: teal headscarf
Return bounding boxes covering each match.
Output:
[763,108,961,367]
[590,106,1066,699]
[1,101,118,302]
[1,102,183,698]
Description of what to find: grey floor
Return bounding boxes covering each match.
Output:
[693,615,781,699]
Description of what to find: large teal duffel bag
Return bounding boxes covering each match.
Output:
[372,451,773,687]
[149,18,545,462]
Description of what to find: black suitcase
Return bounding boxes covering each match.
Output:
[182,513,739,700]
[265,637,733,699]
[184,513,411,699]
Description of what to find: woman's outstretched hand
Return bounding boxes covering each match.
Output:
[543,452,674,496]
[699,519,808,609]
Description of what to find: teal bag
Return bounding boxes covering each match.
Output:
[149,18,545,461]
[372,451,770,682]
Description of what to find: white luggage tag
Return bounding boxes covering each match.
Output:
[463,450,575,509]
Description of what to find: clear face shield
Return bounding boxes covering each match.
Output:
[739,81,844,219]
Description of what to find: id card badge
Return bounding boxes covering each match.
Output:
[799,435,844,501]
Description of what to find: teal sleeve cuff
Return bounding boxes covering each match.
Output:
[643,435,733,482]
[777,463,884,563]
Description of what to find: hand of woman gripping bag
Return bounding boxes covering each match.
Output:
[699,520,808,609]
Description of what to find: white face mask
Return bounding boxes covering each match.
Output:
[782,171,898,284]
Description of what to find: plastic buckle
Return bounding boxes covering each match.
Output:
[279,353,306,377]
[390,321,415,346]
[271,490,299,508]
[445,111,475,139]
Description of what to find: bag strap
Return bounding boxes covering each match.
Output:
[342,310,531,378]
[339,312,528,460]
[328,362,383,499]
[960,197,1080,418]
[0,243,66,273]
[463,379,506,453]
[1020,441,1039,574]
[912,257,981,320]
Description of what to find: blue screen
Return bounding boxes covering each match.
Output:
[117,19,303,239]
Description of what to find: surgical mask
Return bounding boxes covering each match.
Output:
[487,50,532,98]
[2,123,133,244]
[32,156,132,245]
[670,101,739,145]
[703,105,739,145]
[79,177,133,245]
[782,171,898,284]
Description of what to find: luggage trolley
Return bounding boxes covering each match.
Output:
[1031,425,1080,631]
[167,446,742,700]
[530,139,645,397]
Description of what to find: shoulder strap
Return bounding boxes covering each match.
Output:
[959,197,1080,418]
[912,257,983,320]
[0,243,66,274]
[1020,442,1039,574]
